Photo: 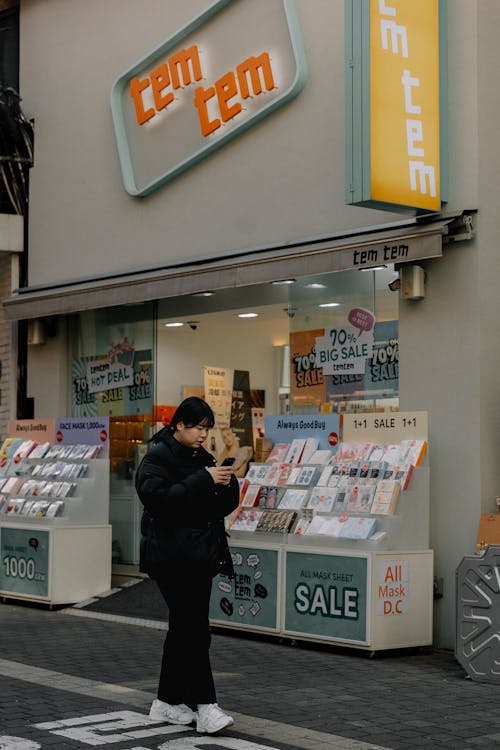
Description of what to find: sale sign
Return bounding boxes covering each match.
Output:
[315,308,375,376]
[376,559,409,616]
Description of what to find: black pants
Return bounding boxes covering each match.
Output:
[154,570,216,710]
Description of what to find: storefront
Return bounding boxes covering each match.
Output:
[2,0,500,651]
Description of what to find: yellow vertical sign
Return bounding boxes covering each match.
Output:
[370,0,440,211]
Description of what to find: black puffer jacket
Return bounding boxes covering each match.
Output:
[135,428,239,578]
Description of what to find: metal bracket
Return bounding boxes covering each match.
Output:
[446,213,475,243]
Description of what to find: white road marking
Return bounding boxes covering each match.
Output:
[0,740,41,750]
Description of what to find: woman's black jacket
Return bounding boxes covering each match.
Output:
[135,429,239,578]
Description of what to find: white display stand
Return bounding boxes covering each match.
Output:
[0,422,112,605]
[0,522,112,605]
[211,411,433,651]
[214,535,433,651]
[281,545,433,651]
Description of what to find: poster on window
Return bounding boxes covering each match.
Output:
[364,320,399,398]
[71,347,153,417]
[204,366,254,477]
[324,320,399,403]
[289,330,326,411]
[203,366,234,426]
[315,308,375,377]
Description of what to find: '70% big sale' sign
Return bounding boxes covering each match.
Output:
[315,308,375,376]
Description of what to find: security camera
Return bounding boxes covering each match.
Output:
[283,307,297,319]
[388,278,401,292]
[187,320,199,330]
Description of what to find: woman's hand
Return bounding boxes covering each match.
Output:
[206,466,233,485]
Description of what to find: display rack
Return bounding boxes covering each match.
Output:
[0,426,112,604]
[210,411,433,651]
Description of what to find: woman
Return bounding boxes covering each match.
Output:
[135,397,239,734]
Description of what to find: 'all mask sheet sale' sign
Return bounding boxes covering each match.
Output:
[315,308,375,376]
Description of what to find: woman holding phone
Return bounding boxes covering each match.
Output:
[135,397,239,734]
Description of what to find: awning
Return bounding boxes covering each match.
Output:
[2,213,473,321]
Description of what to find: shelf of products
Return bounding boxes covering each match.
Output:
[228,436,428,550]
[0,436,111,604]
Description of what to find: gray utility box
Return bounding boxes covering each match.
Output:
[456,545,500,684]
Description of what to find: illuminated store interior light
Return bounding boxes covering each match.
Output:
[305,283,326,288]
[271,279,296,285]
[165,322,184,327]
[238,312,259,318]
[319,302,340,308]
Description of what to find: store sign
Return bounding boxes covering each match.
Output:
[376,559,409,615]
[264,413,340,453]
[111,0,308,197]
[345,0,445,213]
[210,545,280,630]
[284,551,369,643]
[55,417,109,447]
[0,527,49,598]
[7,419,55,443]
[342,410,428,443]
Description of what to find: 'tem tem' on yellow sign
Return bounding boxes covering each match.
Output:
[370,0,440,211]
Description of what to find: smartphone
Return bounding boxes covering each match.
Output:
[221,457,235,467]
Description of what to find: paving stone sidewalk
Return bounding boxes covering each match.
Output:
[0,600,500,750]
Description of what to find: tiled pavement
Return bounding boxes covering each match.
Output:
[1,599,500,750]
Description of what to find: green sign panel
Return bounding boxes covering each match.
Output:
[210,545,279,631]
[285,551,368,643]
[0,527,50,598]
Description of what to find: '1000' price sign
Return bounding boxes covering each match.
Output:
[0,528,49,598]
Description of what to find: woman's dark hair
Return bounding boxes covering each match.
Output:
[168,397,215,434]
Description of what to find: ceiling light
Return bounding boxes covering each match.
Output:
[165,322,184,327]
[192,291,214,297]
[319,302,340,308]
[305,283,327,289]
[359,265,387,272]
[271,279,296,285]
[238,312,259,318]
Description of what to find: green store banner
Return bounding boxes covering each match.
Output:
[284,551,368,643]
[210,545,280,631]
[0,528,49,598]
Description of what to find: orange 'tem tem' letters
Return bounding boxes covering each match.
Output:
[129,45,203,126]
[193,51,275,137]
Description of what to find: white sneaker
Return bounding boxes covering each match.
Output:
[149,699,196,724]
[196,703,234,734]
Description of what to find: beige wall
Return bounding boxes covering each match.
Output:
[19,0,409,286]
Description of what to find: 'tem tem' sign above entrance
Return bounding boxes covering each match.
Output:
[111,0,307,197]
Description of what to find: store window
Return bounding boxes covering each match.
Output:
[69,266,398,564]
[69,302,156,563]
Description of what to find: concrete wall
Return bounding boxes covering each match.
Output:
[20,0,405,286]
